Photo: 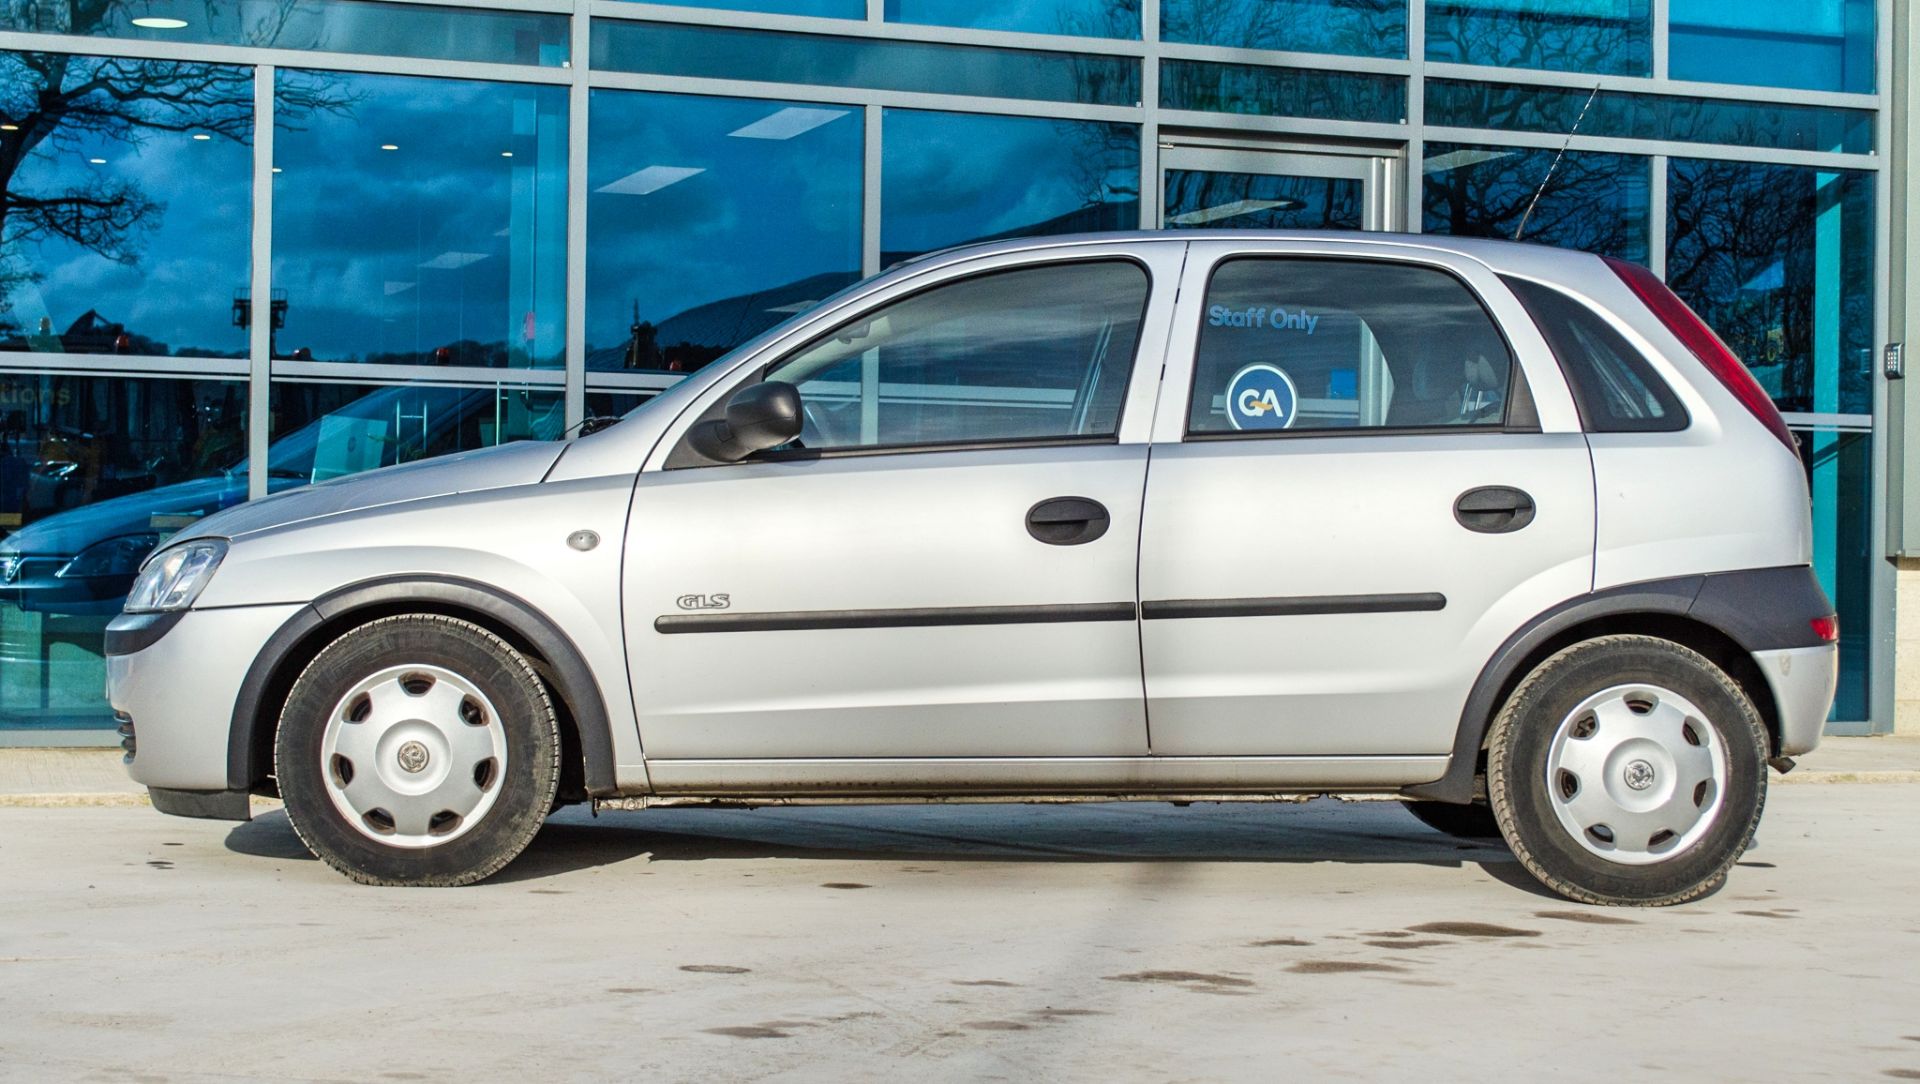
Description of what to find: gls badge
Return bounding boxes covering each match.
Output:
[1225,363,1298,431]
[676,593,731,611]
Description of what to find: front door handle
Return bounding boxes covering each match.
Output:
[1454,486,1536,534]
[1027,496,1111,546]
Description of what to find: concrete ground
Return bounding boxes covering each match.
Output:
[1,786,1917,1082]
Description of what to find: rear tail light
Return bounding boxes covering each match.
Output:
[1810,615,1840,644]
[1603,256,1800,457]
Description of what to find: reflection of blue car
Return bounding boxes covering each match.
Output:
[0,385,554,617]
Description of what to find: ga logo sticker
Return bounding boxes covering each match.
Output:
[1226,363,1298,431]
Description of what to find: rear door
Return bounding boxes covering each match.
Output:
[1138,240,1596,757]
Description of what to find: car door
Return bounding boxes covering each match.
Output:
[622,247,1177,781]
[1138,240,1596,757]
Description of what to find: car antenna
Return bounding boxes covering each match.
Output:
[1514,82,1603,243]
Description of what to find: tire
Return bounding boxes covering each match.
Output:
[1486,634,1768,907]
[275,614,561,886]
[1403,799,1504,840]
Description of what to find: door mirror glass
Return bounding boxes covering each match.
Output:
[690,380,804,462]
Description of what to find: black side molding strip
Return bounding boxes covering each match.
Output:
[1141,593,1447,620]
[656,602,1138,634]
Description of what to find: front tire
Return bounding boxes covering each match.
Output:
[275,614,560,886]
[1487,635,1768,907]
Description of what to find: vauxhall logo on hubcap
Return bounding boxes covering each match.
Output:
[396,741,431,774]
[1623,759,1657,791]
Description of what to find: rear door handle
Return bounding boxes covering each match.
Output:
[1026,496,1111,546]
[1454,486,1536,534]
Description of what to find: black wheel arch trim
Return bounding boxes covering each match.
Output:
[226,575,619,798]
[1403,565,1833,805]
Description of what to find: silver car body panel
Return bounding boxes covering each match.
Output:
[104,230,1836,807]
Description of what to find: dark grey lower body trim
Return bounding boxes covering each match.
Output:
[656,602,1139,634]
[1141,593,1447,620]
[148,786,252,822]
[103,611,185,656]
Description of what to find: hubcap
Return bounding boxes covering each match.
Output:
[1544,684,1727,866]
[319,664,508,849]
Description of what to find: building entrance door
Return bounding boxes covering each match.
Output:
[1158,140,1402,232]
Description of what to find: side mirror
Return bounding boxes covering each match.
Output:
[690,380,803,462]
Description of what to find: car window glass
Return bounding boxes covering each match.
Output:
[1504,276,1687,433]
[762,260,1149,451]
[1187,258,1516,434]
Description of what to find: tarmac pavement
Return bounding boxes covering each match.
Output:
[1,782,1917,1082]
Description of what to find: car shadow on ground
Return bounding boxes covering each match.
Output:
[224,798,1560,897]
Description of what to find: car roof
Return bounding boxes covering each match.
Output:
[901,229,1613,278]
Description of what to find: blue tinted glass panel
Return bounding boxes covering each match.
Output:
[886,0,1141,38]
[1422,142,1648,262]
[272,72,568,368]
[648,0,860,16]
[1794,427,1871,722]
[1161,59,1405,123]
[1666,160,1873,415]
[267,381,565,484]
[586,91,862,375]
[1161,0,1407,59]
[592,21,1141,107]
[1426,79,1873,154]
[1,52,250,358]
[1671,0,1874,95]
[0,0,567,66]
[881,110,1139,263]
[0,374,245,731]
[1426,0,1650,76]
[1164,171,1364,230]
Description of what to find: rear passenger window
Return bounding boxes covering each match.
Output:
[1505,277,1688,433]
[1188,258,1518,435]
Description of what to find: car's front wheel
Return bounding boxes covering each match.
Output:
[1486,634,1768,907]
[275,614,560,886]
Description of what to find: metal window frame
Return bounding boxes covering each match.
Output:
[0,0,1896,737]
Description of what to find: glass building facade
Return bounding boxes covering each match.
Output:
[0,0,1892,739]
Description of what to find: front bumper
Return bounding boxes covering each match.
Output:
[107,603,304,797]
[1753,644,1839,757]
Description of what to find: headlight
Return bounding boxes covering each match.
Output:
[56,533,161,579]
[123,540,228,613]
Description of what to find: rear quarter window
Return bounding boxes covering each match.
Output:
[1504,276,1688,433]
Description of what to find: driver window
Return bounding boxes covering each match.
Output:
[762,260,1150,452]
[1187,257,1516,435]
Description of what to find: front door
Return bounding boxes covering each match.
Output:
[1159,142,1400,232]
[623,248,1178,772]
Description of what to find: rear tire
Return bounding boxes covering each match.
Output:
[1487,634,1768,906]
[275,614,560,886]
[1403,799,1503,840]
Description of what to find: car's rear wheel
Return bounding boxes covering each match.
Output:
[275,614,559,886]
[1403,799,1503,840]
[1486,634,1768,907]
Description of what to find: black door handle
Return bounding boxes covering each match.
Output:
[1026,496,1111,546]
[1454,486,1536,534]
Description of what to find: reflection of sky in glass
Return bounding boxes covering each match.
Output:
[0,53,251,357]
[272,71,568,367]
[630,0,861,15]
[586,91,862,373]
[1670,0,1874,94]
[1161,0,1407,58]
[1421,142,1648,263]
[0,0,568,66]
[881,110,1139,263]
[885,0,1141,38]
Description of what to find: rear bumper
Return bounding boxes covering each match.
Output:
[107,604,303,796]
[1753,644,1839,757]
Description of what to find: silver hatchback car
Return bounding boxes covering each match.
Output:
[107,232,1837,905]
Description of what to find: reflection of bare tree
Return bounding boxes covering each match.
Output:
[1159,0,1404,57]
[1666,161,1872,414]
[0,3,347,334]
[1426,1,1648,74]
[1422,144,1644,260]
